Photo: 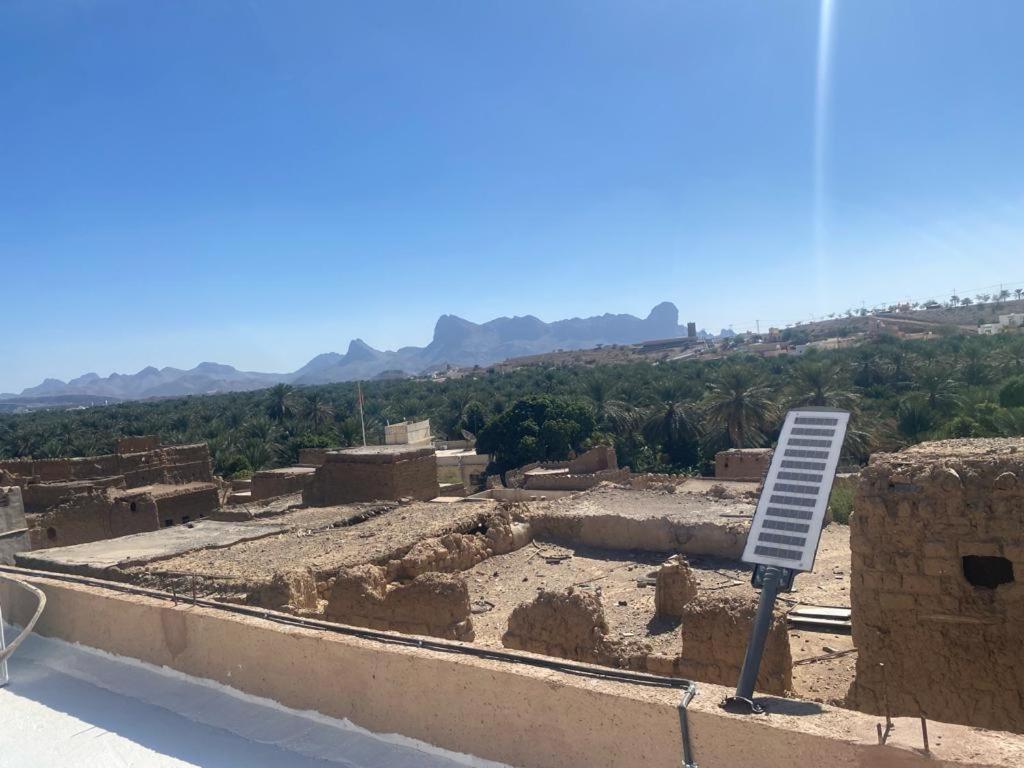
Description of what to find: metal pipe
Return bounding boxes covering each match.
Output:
[733,565,783,703]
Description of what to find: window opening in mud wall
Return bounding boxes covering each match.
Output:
[962,555,1014,589]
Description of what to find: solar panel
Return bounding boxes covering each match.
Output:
[741,408,850,573]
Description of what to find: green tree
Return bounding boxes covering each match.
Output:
[265,384,295,423]
[998,376,1024,408]
[703,365,777,448]
[476,395,596,472]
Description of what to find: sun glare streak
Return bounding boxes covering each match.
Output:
[814,0,836,311]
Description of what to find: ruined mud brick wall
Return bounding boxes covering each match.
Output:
[0,443,213,488]
[502,589,650,670]
[297,447,332,466]
[567,445,618,474]
[654,556,697,619]
[530,511,747,559]
[116,435,160,454]
[251,467,315,500]
[118,444,214,487]
[714,448,772,481]
[303,448,440,506]
[21,477,126,514]
[326,565,474,640]
[27,488,161,549]
[0,486,29,565]
[523,468,630,492]
[143,484,220,525]
[849,439,1024,732]
[678,593,791,695]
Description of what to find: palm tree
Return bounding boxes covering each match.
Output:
[703,366,777,448]
[896,401,935,443]
[1015,288,1023,302]
[961,297,973,307]
[642,385,701,467]
[303,391,335,432]
[585,376,634,433]
[907,363,962,414]
[995,338,1024,375]
[265,384,295,423]
[240,437,274,472]
[786,360,860,411]
[997,289,1011,306]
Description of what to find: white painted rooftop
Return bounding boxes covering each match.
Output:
[0,626,507,768]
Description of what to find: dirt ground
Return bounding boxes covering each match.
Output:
[119,482,856,704]
[467,522,855,704]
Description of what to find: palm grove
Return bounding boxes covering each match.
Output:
[4,333,1024,480]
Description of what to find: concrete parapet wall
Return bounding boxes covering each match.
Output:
[2,571,1020,768]
[849,439,1024,732]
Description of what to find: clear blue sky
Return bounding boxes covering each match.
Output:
[2,1,1022,393]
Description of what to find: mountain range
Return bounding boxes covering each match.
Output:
[9,302,697,402]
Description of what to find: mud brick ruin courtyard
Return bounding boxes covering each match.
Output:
[7,430,1024,752]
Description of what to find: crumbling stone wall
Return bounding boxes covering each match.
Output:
[678,593,791,695]
[714,448,772,481]
[654,555,697,619]
[303,448,439,506]
[849,439,1024,732]
[326,565,474,640]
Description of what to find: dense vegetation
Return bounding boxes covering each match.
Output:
[3,333,1024,478]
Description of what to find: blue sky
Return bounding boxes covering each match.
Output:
[2,1,1022,393]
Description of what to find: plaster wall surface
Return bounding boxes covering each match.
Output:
[2,571,1022,768]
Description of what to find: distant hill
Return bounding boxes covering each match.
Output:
[11,302,687,402]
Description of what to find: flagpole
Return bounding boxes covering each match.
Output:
[357,381,367,447]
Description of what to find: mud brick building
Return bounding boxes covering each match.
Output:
[302,445,439,506]
[849,439,1024,732]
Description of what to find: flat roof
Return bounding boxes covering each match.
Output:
[0,627,503,768]
[14,520,287,573]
